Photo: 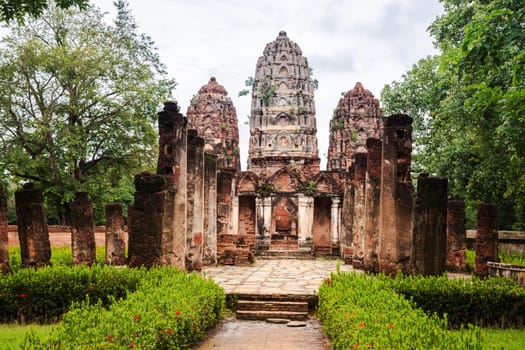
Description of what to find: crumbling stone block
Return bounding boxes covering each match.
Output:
[70,192,96,265]
[351,153,367,269]
[0,183,10,275]
[156,101,187,269]
[363,138,382,273]
[15,183,51,268]
[340,170,354,264]
[186,130,205,272]
[203,154,218,266]
[446,199,467,272]
[475,203,499,278]
[411,174,448,276]
[105,203,126,265]
[378,114,414,275]
[217,234,255,266]
[127,172,165,268]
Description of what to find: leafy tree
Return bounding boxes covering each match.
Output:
[0,1,175,224]
[0,0,88,23]
[382,0,525,229]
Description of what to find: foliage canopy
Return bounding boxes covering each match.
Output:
[381,0,525,229]
[0,0,88,23]
[0,1,175,223]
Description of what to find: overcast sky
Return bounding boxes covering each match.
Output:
[7,0,445,170]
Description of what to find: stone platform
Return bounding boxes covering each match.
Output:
[203,259,353,297]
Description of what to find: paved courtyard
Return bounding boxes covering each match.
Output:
[203,259,354,296]
[197,259,353,350]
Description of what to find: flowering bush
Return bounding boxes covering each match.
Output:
[318,272,481,350]
[0,265,145,322]
[22,267,225,349]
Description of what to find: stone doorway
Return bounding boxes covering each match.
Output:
[312,197,331,253]
[238,195,256,236]
[270,196,298,250]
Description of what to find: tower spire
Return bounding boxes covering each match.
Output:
[247,31,319,179]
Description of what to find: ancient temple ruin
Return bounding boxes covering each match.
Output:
[124,31,452,274]
[5,31,480,277]
[187,77,241,171]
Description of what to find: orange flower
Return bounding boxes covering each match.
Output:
[358,322,365,328]
[133,314,140,320]
[130,342,135,348]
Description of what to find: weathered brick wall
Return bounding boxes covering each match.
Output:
[217,234,255,265]
[8,225,128,247]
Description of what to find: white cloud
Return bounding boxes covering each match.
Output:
[3,0,444,170]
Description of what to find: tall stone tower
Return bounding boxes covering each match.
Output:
[327,82,383,172]
[247,31,319,179]
[187,77,240,171]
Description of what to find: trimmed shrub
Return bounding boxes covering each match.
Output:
[0,265,145,323]
[388,273,525,328]
[318,272,481,350]
[22,267,225,349]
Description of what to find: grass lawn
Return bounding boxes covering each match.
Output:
[0,324,55,349]
[1,324,524,349]
[480,328,525,350]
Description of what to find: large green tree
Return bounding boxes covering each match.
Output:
[0,0,88,23]
[0,1,175,223]
[382,0,525,229]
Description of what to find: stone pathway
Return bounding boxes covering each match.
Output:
[193,317,330,350]
[203,259,353,295]
[196,259,353,350]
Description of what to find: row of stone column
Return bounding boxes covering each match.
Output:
[341,114,500,277]
[342,115,417,274]
[0,101,224,273]
[127,101,223,270]
[0,182,127,273]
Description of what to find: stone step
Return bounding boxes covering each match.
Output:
[235,294,317,308]
[236,310,308,321]
[256,250,314,259]
[237,300,308,313]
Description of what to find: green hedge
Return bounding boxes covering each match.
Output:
[318,272,481,350]
[22,268,225,349]
[0,265,145,323]
[387,273,525,328]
